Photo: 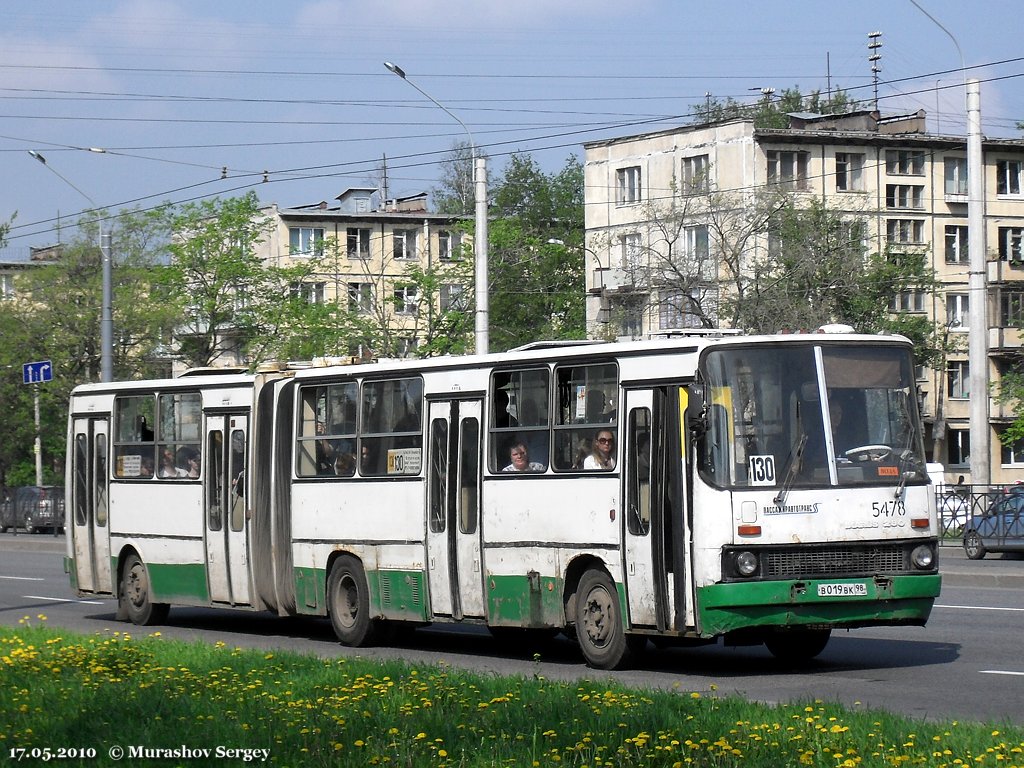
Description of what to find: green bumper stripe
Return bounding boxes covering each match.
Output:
[293,566,430,623]
[697,574,942,636]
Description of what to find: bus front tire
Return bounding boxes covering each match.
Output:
[328,556,378,647]
[574,569,629,670]
[119,553,169,626]
[764,628,831,663]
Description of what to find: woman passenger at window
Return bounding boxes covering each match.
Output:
[584,429,616,470]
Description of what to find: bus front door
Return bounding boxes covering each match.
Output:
[204,414,251,606]
[622,387,689,632]
[425,399,485,621]
[70,417,112,594]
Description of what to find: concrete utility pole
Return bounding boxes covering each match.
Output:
[967,79,990,485]
[384,61,489,354]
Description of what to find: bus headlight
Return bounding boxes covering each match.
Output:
[735,550,759,577]
[911,544,934,570]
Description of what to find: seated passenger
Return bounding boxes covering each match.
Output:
[503,442,545,473]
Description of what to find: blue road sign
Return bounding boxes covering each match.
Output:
[22,360,53,384]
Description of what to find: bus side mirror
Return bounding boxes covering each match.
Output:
[685,385,707,440]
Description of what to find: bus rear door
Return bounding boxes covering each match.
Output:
[70,417,112,594]
[425,399,485,620]
[204,413,251,606]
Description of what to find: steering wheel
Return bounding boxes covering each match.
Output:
[844,444,893,462]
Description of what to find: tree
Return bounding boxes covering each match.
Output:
[0,206,173,487]
[431,140,484,215]
[157,193,324,368]
[696,87,857,128]
[486,153,586,350]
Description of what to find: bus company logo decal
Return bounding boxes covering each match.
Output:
[762,502,821,515]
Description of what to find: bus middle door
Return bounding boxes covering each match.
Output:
[204,413,251,606]
[425,399,485,621]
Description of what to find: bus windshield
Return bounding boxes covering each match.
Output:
[699,343,927,490]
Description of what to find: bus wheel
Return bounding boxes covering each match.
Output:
[328,556,377,647]
[574,569,629,670]
[119,553,169,626]
[963,531,987,560]
[764,628,831,663]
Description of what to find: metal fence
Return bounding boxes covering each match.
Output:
[936,483,1024,545]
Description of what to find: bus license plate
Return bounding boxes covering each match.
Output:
[817,582,868,597]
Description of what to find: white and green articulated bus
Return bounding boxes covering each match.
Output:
[66,331,942,669]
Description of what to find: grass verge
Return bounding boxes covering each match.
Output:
[1,616,1022,767]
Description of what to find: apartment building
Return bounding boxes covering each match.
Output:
[251,188,472,360]
[583,110,1024,483]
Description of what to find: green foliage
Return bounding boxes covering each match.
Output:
[487,154,586,350]
[4,623,1023,767]
[431,140,482,215]
[697,86,857,128]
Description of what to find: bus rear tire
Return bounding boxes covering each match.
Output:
[328,555,378,647]
[119,553,169,626]
[574,568,629,670]
[764,628,831,663]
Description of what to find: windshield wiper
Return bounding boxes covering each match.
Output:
[773,431,807,507]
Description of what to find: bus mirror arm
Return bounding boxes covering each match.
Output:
[685,385,708,440]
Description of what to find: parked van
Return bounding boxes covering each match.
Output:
[0,486,65,534]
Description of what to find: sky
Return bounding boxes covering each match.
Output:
[1,0,1022,256]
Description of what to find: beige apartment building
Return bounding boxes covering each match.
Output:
[250,187,471,361]
[584,110,1024,483]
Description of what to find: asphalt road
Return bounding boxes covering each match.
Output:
[2,533,1022,725]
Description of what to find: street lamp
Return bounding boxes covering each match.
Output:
[29,150,113,382]
[384,61,489,354]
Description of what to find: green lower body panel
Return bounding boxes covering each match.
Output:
[293,566,430,623]
[697,574,942,637]
[485,573,565,628]
[143,561,210,604]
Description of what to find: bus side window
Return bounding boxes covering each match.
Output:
[627,408,652,535]
[552,362,618,471]
[489,368,549,473]
[113,394,156,478]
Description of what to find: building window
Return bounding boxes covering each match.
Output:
[347,282,373,314]
[947,429,969,467]
[1000,291,1024,326]
[835,152,865,192]
[886,219,924,244]
[944,157,968,196]
[999,430,1024,466]
[438,230,461,260]
[997,160,1024,195]
[620,232,642,271]
[946,293,969,328]
[680,225,709,263]
[393,229,418,261]
[885,184,924,209]
[440,283,466,312]
[767,150,809,190]
[681,154,710,194]
[393,284,419,315]
[289,281,325,304]
[998,227,1024,263]
[885,149,925,176]
[658,289,703,329]
[889,290,926,313]
[289,227,324,256]
[616,166,642,204]
[945,225,968,264]
[346,228,371,259]
[947,360,969,399]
